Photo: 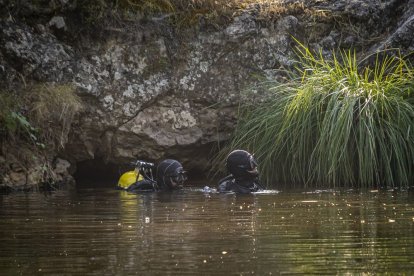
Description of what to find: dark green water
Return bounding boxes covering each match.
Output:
[1,185,413,275]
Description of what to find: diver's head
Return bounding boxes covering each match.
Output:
[156,159,187,190]
[226,150,258,179]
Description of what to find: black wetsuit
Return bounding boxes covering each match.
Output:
[127,179,158,192]
[217,174,262,194]
[126,159,186,193]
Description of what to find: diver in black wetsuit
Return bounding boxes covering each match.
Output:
[217,150,263,194]
[127,159,187,192]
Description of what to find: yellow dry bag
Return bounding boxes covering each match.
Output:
[117,169,144,189]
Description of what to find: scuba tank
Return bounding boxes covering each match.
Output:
[117,160,155,189]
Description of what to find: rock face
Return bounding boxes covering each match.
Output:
[65,12,299,165]
[1,0,414,187]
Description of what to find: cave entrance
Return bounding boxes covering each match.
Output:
[73,156,214,188]
[73,158,124,188]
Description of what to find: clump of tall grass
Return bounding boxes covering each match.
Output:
[29,84,82,149]
[0,91,38,144]
[216,44,414,189]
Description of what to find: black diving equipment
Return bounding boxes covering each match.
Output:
[226,150,259,179]
[217,149,265,193]
[166,166,187,187]
[117,160,156,190]
[156,159,187,189]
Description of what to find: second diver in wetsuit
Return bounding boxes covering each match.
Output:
[217,150,263,194]
[127,159,187,192]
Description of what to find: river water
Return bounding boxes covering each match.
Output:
[1,184,413,275]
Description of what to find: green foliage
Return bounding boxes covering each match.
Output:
[0,93,18,134]
[216,43,414,189]
[0,92,40,145]
[29,84,82,149]
[0,84,82,150]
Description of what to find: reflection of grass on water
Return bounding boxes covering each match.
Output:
[216,42,414,190]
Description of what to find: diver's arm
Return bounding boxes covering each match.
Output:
[127,179,156,192]
[217,175,234,193]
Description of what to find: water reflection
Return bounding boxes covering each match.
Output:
[0,187,413,274]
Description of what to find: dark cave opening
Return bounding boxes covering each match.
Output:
[73,158,125,188]
[73,158,211,188]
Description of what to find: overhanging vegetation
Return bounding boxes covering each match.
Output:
[215,43,414,189]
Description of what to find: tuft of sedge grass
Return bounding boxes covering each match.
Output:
[28,84,82,149]
[214,42,414,190]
